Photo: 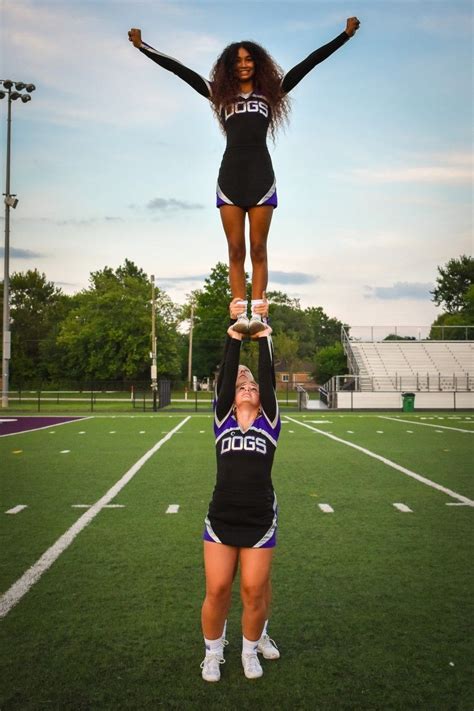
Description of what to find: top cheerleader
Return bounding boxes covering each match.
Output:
[128,18,360,333]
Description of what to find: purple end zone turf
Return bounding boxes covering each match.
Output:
[0,416,85,436]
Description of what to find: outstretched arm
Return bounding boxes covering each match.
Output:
[215,329,242,424]
[257,329,278,426]
[128,28,212,99]
[281,17,360,94]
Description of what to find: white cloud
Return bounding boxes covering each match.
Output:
[348,151,472,184]
[2,1,222,128]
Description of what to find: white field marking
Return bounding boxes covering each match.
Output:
[288,430,294,433]
[5,505,27,515]
[78,431,86,435]
[446,502,474,507]
[0,416,93,438]
[347,430,354,434]
[376,431,384,434]
[200,431,205,433]
[139,431,146,434]
[0,416,190,619]
[166,504,180,514]
[286,417,474,506]
[393,503,413,513]
[0,418,18,423]
[318,504,334,513]
[379,416,474,434]
[308,420,332,424]
[406,431,413,434]
[60,450,71,454]
[71,504,125,509]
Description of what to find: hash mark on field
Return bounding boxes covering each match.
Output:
[5,505,27,515]
[0,416,191,619]
[318,504,334,513]
[393,503,413,513]
[60,450,70,454]
[166,504,180,514]
[12,449,22,454]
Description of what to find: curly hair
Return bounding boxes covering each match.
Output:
[210,41,291,140]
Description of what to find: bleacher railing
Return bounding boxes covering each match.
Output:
[341,325,474,342]
[322,373,473,394]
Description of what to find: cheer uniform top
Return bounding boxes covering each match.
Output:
[138,32,351,209]
[203,334,280,548]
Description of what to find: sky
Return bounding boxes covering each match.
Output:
[0,0,472,337]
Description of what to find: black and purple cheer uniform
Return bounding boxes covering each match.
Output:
[138,32,351,209]
[203,335,280,548]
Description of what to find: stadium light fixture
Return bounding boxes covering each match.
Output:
[0,78,37,408]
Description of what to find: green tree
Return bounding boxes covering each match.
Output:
[431,255,474,313]
[58,260,181,382]
[191,262,232,378]
[304,306,346,354]
[313,342,348,384]
[2,269,72,386]
[272,332,300,379]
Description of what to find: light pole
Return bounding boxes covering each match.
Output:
[150,275,158,411]
[0,79,36,408]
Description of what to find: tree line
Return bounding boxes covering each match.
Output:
[0,255,472,388]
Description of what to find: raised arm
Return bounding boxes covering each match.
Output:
[128,28,212,99]
[215,335,241,424]
[257,333,278,426]
[281,17,360,94]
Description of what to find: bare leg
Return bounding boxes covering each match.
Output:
[248,206,273,299]
[239,547,274,640]
[219,205,247,299]
[202,541,239,639]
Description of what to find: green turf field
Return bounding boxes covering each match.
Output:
[1,413,473,710]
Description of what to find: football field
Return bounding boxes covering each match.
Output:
[1,412,473,710]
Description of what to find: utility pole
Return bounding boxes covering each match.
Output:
[1,79,36,408]
[150,275,157,411]
[187,301,194,387]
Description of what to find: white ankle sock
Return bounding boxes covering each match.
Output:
[242,635,259,655]
[204,635,224,657]
[251,299,264,314]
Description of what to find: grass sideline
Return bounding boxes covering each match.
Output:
[1,412,473,709]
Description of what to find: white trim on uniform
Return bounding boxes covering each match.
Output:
[216,183,234,205]
[204,516,222,543]
[140,42,213,96]
[253,493,278,548]
[256,179,277,205]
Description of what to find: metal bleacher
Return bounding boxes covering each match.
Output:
[349,340,473,392]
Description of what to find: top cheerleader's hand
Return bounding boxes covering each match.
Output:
[345,17,360,36]
[229,297,247,320]
[128,28,142,47]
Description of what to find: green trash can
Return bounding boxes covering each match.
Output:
[402,392,415,412]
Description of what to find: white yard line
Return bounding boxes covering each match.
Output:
[0,416,93,438]
[166,504,180,514]
[0,416,190,619]
[286,417,474,506]
[378,416,474,434]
